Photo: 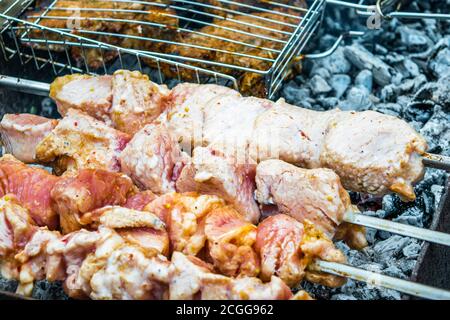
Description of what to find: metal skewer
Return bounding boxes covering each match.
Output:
[344,211,450,247]
[311,260,450,300]
[422,152,450,172]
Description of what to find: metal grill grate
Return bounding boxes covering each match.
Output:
[0,0,326,98]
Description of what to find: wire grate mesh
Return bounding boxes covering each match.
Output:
[0,0,326,97]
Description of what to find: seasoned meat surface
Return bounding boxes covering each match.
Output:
[120,123,189,194]
[111,70,170,135]
[26,0,306,96]
[176,147,260,223]
[50,169,135,233]
[50,74,113,124]
[35,109,130,175]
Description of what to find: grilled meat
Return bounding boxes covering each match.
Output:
[169,8,303,96]
[26,0,178,69]
[26,0,306,96]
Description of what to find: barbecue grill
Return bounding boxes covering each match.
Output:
[0,0,449,300]
[0,0,447,98]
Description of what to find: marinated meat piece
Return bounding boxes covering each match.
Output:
[110,70,170,135]
[254,100,427,201]
[164,83,241,153]
[204,206,259,277]
[320,109,427,202]
[49,70,170,135]
[251,101,339,167]
[78,206,170,256]
[124,191,157,211]
[3,197,172,299]
[255,159,351,238]
[0,195,38,280]
[176,147,260,223]
[255,214,306,287]
[256,215,346,288]
[161,79,427,200]
[144,193,224,256]
[85,243,170,300]
[0,155,59,229]
[35,109,131,175]
[203,96,274,163]
[120,123,188,194]
[14,228,65,296]
[50,169,135,233]
[0,114,58,163]
[50,74,113,124]
[169,252,292,300]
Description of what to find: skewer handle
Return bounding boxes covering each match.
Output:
[0,75,50,96]
[422,152,450,172]
[344,211,450,247]
[311,260,450,300]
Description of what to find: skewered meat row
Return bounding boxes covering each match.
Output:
[0,136,365,258]
[44,70,427,201]
[0,193,344,299]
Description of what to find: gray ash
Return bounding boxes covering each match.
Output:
[287,0,449,300]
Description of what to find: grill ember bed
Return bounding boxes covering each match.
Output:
[0,0,449,300]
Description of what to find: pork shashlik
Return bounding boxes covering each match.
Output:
[42,70,428,202]
[1,192,344,299]
[0,118,366,250]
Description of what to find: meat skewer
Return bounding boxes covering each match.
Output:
[1,194,449,300]
[1,73,449,197]
[1,113,450,247]
[255,159,450,247]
